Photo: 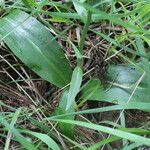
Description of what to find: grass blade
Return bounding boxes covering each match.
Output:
[0,114,36,150]
[48,102,150,119]
[20,130,61,150]
[50,119,150,147]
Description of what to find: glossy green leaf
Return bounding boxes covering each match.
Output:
[0,10,72,88]
[104,64,149,104]
[80,64,150,105]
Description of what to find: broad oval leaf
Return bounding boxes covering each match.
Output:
[0,10,72,88]
[80,64,150,105]
[105,64,150,104]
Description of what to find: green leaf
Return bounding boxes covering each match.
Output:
[90,29,148,59]
[68,40,82,64]
[54,66,83,138]
[55,90,75,138]
[50,119,150,147]
[61,134,87,150]
[122,142,142,150]
[80,64,150,105]
[104,64,149,104]
[72,0,87,22]
[49,102,150,120]
[20,130,61,150]
[4,108,22,150]
[87,136,120,150]
[0,114,36,150]
[136,38,150,87]
[0,10,72,88]
[66,66,83,110]
[78,79,101,107]
[21,0,36,8]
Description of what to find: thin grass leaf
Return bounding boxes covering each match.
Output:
[137,2,150,19]
[4,108,22,150]
[62,134,87,150]
[68,40,82,65]
[50,119,150,147]
[122,142,143,150]
[15,8,148,34]
[20,130,61,150]
[0,114,36,150]
[87,136,120,150]
[90,29,148,59]
[48,102,150,119]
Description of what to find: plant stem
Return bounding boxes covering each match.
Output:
[79,10,92,55]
